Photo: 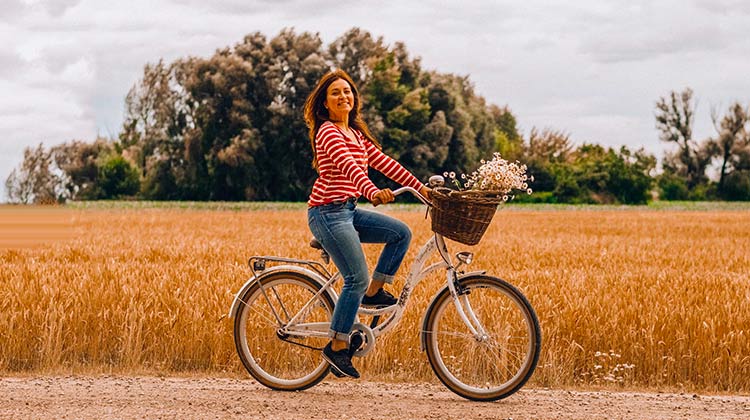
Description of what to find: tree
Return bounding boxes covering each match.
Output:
[655,88,712,189]
[183,43,266,200]
[328,28,387,88]
[657,173,689,201]
[364,48,422,160]
[604,146,655,204]
[522,127,574,192]
[51,138,114,200]
[710,102,749,197]
[490,105,523,160]
[255,29,330,201]
[548,144,655,204]
[5,143,69,204]
[120,59,197,199]
[424,73,497,175]
[98,155,140,198]
[121,29,334,201]
[405,110,453,181]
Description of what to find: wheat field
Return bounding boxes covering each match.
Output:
[1,204,749,392]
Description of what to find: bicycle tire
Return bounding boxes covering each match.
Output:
[233,270,335,391]
[423,275,541,401]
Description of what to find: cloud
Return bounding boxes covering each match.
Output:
[39,0,83,17]
[577,3,730,63]
[165,0,342,23]
[0,74,95,199]
[0,51,27,79]
[692,0,750,15]
[0,0,27,22]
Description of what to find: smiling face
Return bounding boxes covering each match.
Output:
[324,78,354,122]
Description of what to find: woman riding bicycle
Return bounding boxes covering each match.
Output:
[303,69,431,378]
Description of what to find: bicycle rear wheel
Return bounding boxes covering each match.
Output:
[423,275,541,401]
[233,271,334,391]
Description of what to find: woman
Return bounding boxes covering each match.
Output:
[304,70,431,378]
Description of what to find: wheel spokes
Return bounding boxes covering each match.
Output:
[427,277,540,399]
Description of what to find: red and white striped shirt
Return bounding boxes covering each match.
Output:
[308,121,424,207]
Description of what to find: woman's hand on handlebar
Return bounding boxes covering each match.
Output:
[371,189,395,207]
[420,185,432,200]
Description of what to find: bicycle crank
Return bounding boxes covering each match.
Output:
[350,322,376,357]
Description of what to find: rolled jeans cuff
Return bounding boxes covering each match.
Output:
[329,329,351,342]
[372,271,395,284]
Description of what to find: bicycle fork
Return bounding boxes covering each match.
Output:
[446,270,490,340]
[434,234,490,341]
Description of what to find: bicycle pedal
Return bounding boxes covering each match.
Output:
[349,333,365,357]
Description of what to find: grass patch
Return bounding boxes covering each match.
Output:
[65,200,750,212]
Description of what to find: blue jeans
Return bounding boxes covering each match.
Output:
[308,198,412,341]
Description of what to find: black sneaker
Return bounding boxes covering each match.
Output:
[361,288,398,308]
[322,343,360,379]
[329,333,365,378]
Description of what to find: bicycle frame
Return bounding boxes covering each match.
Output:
[228,186,490,352]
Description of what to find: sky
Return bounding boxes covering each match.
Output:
[2,0,750,199]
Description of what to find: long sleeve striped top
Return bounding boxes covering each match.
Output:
[308,121,424,207]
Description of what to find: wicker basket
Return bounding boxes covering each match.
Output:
[430,187,503,245]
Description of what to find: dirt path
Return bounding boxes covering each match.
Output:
[1,376,749,420]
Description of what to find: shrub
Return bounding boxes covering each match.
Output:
[98,156,140,199]
[720,171,750,201]
[657,173,689,201]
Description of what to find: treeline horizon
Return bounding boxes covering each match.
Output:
[5,28,750,204]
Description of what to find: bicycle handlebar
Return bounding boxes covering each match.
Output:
[392,186,432,206]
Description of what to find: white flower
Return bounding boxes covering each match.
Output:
[463,153,532,195]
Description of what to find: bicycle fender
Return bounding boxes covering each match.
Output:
[418,270,486,352]
[227,265,334,319]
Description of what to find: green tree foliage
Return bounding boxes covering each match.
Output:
[559,145,655,205]
[656,173,689,201]
[115,27,514,201]
[328,28,388,88]
[121,30,330,201]
[522,127,574,193]
[362,45,425,160]
[721,171,750,200]
[98,155,140,198]
[430,74,497,174]
[119,59,194,199]
[491,105,523,160]
[52,138,114,199]
[518,130,655,204]
[254,30,330,201]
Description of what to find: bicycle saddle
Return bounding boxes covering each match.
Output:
[309,238,324,250]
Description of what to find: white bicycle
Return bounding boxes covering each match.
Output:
[228,180,541,401]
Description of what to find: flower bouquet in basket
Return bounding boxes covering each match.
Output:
[431,153,533,245]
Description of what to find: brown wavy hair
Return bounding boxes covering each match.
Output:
[303,69,380,170]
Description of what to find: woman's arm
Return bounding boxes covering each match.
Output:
[365,140,425,191]
[318,124,380,201]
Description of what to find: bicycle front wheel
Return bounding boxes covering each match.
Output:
[233,271,335,391]
[423,275,541,401]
